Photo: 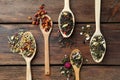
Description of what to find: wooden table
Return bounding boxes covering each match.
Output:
[0,0,120,80]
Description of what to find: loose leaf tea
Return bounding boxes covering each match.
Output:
[28,4,47,25]
[41,15,52,32]
[19,32,36,57]
[71,51,83,68]
[60,55,73,78]
[57,30,74,48]
[8,31,36,57]
[90,35,105,60]
[8,31,24,53]
[80,25,94,44]
[60,11,74,35]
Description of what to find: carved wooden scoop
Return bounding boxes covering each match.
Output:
[70,49,83,80]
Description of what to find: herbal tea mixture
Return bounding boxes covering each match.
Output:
[80,25,94,44]
[8,31,36,57]
[90,35,105,60]
[19,32,36,57]
[8,31,24,53]
[71,51,83,68]
[41,15,52,32]
[60,55,73,79]
[28,4,46,25]
[60,11,74,35]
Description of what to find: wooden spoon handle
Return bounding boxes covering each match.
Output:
[64,0,70,10]
[26,61,32,80]
[44,36,50,75]
[75,69,80,80]
[95,0,101,32]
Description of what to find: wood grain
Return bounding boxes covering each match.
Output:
[0,66,119,80]
[0,24,120,65]
[0,0,120,22]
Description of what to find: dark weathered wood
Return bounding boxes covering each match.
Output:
[0,24,120,65]
[0,0,119,79]
[0,0,120,22]
[0,66,119,80]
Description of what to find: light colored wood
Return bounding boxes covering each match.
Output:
[64,0,70,11]
[74,69,80,80]
[44,35,50,75]
[20,32,36,80]
[70,49,83,80]
[58,0,75,38]
[95,0,101,33]
[26,60,32,80]
[39,15,53,76]
[90,0,106,63]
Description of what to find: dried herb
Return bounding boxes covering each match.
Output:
[19,32,36,57]
[90,35,105,60]
[80,25,94,44]
[60,55,73,79]
[57,31,74,48]
[8,31,36,57]
[8,30,24,53]
[41,15,52,32]
[28,4,47,25]
[60,11,74,35]
[71,52,83,68]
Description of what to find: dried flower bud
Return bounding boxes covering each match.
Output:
[32,21,36,25]
[28,16,32,20]
[64,62,71,69]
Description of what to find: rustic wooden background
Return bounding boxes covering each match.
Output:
[0,0,120,80]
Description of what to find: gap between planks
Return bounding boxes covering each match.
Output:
[0,22,120,24]
[0,64,119,66]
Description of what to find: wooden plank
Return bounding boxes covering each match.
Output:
[0,66,119,80]
[0,0,120,22]
[0,24,120,65]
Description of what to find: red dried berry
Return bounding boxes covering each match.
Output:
[40,6,44,9]
[35,21,39,25]
[37,11,41,15]
[64,32,66,35]
[33,17,37,21]
[57,30,60,33]
[32,21,36,25]
[34,13,38,17]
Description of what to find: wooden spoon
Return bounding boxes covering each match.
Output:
[58,0,75,38]
[70,49,83,80]
[20,31,36,80]
[39,15,53,75]
[90,0,106,63]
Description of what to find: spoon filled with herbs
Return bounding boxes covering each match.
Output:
[39,14,53,76]
[58,0,75,38]
[90,0,106,63]
[70,49,83,80]
[20,32,36,80]
[8,31,36,80]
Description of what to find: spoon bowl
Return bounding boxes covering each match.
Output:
[40,15,53,34]
[39,14,53,76]
[20,31,36,80]
[90,33,106,63]
[70,49,83,80]
[58,0,75,38]
[21,32,36,60]
[90,0,106,63]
